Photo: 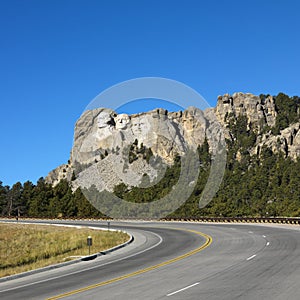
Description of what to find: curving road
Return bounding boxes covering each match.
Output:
[0,220,300,299]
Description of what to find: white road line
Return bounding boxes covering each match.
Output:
[167,282,200,297]
[246,254,256,261]
[248,231,253,234]
[0,230,163,293]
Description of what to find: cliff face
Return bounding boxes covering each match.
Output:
[215,92,300,159]
[215,92,277,132]
[46,92,300,188]
[51,106,223,191]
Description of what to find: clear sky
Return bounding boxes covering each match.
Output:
[1,0,300,186]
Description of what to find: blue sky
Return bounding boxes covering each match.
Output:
[1,0,300,186]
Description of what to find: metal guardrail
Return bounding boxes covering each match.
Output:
[163,217,300,224]
[2,216,300,224]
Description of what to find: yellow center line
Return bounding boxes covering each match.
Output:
[47,228,212,300]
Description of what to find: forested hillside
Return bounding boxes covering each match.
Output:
[1,92,300,219]
[0,179,103,218]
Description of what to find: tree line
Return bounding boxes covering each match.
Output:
[0,178,103,218]
[1,92,299,219]
[113,93,300,218]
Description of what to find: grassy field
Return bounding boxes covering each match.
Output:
[0,223,129,278]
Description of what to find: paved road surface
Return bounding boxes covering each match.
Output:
[0,220,300,299]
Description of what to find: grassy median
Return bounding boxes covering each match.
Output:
[0,223,129,278]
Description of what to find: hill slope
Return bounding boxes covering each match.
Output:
[1,92,299,218]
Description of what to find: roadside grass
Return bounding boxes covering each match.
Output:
[0,223,129,278]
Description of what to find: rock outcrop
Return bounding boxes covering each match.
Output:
[254,122,300,159]
[62,106,223,192]
[215,92,300,159]
[46,92,300,190]
[46,163,72,187]
[215,92,277,132]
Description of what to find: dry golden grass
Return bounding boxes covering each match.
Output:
[0,223,129,278]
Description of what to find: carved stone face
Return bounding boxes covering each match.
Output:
[130,115,152,136]
[115,114,130,129]
[97,111,113,128]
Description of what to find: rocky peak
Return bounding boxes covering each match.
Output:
[215,92,277,132]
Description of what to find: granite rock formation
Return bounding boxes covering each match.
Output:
[46,92,300,190]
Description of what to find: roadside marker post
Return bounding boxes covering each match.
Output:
[87,236,92,255]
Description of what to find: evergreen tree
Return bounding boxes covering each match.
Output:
[0,181,9,216]
[74,188,102,218]
[20,181,35,217]
[28,178,53,217]
[5,182,22,217]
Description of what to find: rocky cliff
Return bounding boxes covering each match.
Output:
[215,92,300,159]
[46,92,300,189]
[47,106,224,190]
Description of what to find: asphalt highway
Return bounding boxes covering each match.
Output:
[0,220,300,300]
